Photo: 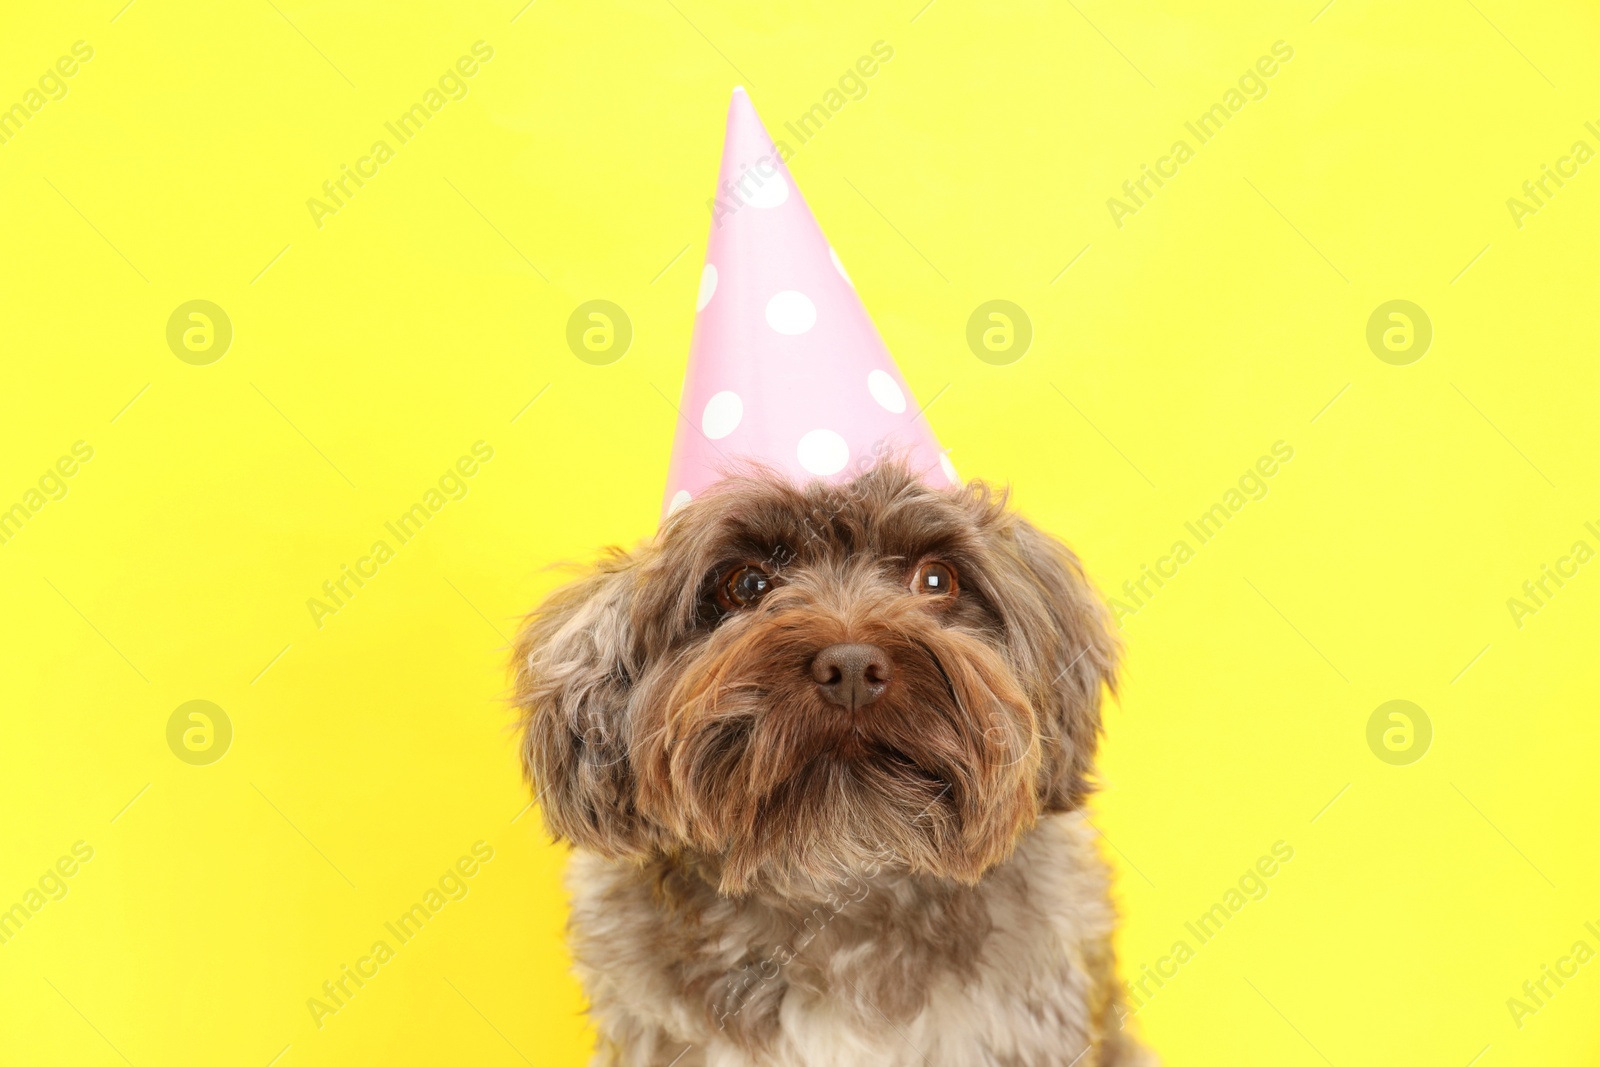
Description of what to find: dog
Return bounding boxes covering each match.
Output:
[513,459,1151,1066]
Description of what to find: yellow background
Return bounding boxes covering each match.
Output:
[3,1,1598,1063]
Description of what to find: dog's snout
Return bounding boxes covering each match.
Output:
[810,643,893,710]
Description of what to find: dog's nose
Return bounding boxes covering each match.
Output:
[810,643,893,710]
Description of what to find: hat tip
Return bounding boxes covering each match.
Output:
[732,85,746,95]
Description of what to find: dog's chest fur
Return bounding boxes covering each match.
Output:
[566,813,1147,1067]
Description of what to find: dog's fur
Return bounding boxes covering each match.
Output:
[513,461,1151,1065]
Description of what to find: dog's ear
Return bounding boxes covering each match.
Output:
[513,549,655,857]
[993,517,1120,812]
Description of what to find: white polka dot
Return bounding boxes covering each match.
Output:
[766,290,816,335]
[668,489,692,515]
[867,370,906,414]
[736,168,789,209]
[697,264,718,311]
[701,391,743,440]
[829,246,853,287]
[797,429,849,476]
[939,453,960,484]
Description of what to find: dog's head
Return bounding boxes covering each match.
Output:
[513,461,1117,894]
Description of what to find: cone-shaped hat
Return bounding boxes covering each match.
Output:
[662,88,954,519]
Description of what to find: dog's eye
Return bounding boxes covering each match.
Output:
[911,561,957,596]
[716,564,777,611]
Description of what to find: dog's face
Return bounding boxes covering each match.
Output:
[514,462,1116,895]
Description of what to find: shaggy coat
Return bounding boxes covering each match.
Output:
[514,462,1151,1066]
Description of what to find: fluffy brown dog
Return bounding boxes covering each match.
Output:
[514,461,1151,1066]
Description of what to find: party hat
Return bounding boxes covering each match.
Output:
[662,88,955,519]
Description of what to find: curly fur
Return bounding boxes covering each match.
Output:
[513,461,1152,1065]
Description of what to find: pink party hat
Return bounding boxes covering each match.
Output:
[662,88,956,519]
